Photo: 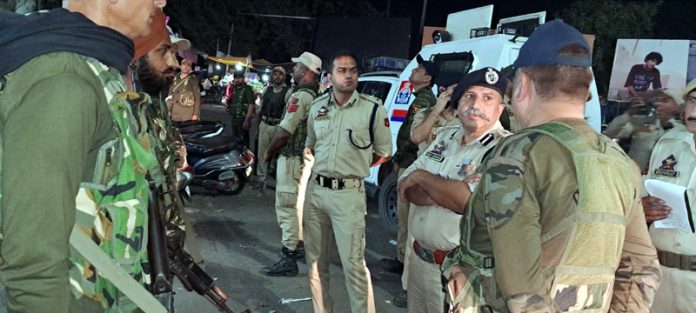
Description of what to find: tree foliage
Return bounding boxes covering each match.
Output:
[560,0,662,95]
[165,0,379,63]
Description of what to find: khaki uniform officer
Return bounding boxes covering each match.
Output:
[261,52,323,276]
[643,81,696,313]
[443,20,660,313]
[257,66,292,180]
[398,67,510,313]
[304,53,392,313]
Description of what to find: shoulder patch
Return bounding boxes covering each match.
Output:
[287,97,301,112]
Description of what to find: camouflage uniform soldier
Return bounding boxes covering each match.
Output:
[261,52,322,276]
[304,52,392,313]
[0,1,165,312]
[223,72,255,145]
[257,66,292,181]
[442,20,660,313]
[398,68,511,313]
[380,54,438,305]
[642,80,696,313]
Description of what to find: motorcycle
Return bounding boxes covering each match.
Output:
[176,120,254,196]
[175,120,224,141]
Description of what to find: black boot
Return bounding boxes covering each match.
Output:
[295,241,306,264]
[260,247,298,277]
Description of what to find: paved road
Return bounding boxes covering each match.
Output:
[172,103,406,313]
[172,188,406,313]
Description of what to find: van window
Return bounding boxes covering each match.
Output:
[358,81,393,105]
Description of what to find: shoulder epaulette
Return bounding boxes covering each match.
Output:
[359,93,382,105]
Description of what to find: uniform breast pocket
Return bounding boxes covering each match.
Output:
[314,120,332,140]
[346,127,371,148]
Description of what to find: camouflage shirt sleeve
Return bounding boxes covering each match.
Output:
[484,133,556,312]
[609,170,661,313]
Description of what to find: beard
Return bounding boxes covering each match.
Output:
[136,55,176,97]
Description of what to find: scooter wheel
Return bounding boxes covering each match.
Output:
[220,172,246,195]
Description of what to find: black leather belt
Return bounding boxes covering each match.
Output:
[261,115,281,126]
[314,174,362,190]
[658,249,696,271]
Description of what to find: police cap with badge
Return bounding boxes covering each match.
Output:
[448,67,508,109]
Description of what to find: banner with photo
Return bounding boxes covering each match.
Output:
[608,39,691,101]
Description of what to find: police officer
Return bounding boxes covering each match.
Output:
[380,54,438,306]
[261,52,322,276]
[257,66,292,181]
[410,71,463,155]
[643,79,696,312]
[442,20,660,312]
[397,68,510,313]
[304,52,392,313]
[223,71,255,145]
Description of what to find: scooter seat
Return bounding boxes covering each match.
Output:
[176,120,223,134]
[186,136,240,156]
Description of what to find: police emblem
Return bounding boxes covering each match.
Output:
[654,154,678,177]
[485,68,499,85]
[316,106,328,118]
[425,141,446,162]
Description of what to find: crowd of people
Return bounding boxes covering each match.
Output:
[0,1,694,313]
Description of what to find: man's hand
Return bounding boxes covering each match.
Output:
[434,84,456,115]
[642,196,672,223]
[447,264,468,308]
[398,170,434,206]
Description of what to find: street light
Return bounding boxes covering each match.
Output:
[262,74,269,82]
[235,63,243,71]
[215,64,222,70]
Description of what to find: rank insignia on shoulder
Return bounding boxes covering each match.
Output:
[654,154,678,177]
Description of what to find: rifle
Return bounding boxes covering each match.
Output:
[148,180,246,313]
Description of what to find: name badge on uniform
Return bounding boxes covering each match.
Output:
[315,106,329,120]
[425,142,446,162]
[456,159,477,176]
[654,154,678,177]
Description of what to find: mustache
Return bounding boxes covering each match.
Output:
[461,107,490,121]
[162,67,177,75]
[687,116,696,122]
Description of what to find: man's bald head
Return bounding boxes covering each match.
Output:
[66,0,167,40]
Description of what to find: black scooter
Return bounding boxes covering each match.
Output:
[176,121,254,195]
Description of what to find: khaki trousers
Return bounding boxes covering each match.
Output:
[650,266,696,313]
[304,181,375,313]
[275,154,312,249]
[396,168,410,263]
[407,251,445,313]
[257,121,276,178]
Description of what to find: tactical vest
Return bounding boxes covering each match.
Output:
[261,85,291,119]
[279,82,319,157]
[228,84,253,119]
[69,59,159,312]
[452,122,635,312]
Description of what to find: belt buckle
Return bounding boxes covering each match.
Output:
[317,175,324,186]
[331,179,339,190]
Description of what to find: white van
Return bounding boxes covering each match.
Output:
[358,34,602,232]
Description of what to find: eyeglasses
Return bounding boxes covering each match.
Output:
[687,96,696,104]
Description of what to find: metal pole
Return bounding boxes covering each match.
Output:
[226,24,234,73]
[418,0,428,42]
[386,0,391,18]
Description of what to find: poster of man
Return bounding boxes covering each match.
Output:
[608,39,689,101]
